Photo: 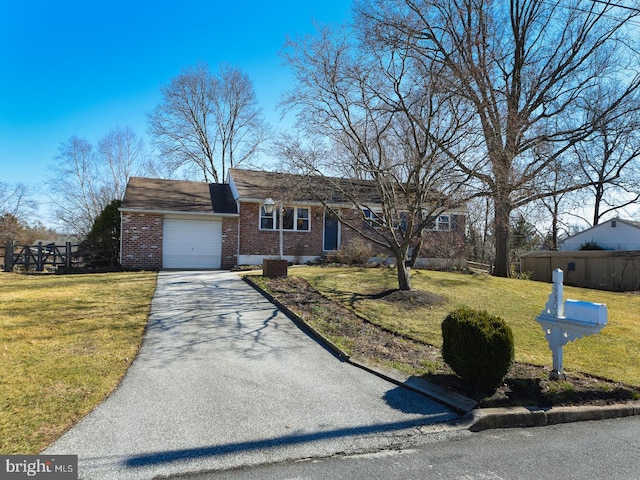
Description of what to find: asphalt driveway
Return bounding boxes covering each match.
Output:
[45,270,457,479]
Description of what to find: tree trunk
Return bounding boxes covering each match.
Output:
[493,199,512,278]
[593,183,604,226]
[396,252,412,291]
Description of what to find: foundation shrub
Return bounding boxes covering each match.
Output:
[327,238,374,265]
[441,307,514,390]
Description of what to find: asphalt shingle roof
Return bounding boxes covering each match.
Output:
[121,169,392,215]
[121,177,237,214]
[229,168,382,205]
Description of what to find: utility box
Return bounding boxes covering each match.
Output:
[262,259,288,278]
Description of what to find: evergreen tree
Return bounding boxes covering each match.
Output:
[81,199,121,268]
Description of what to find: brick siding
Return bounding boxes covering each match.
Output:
[339,211,467,259]
[221,216,239,269]
[120,212,163,270]
[238,202,324,259]
[420,214,467,258]
[121,206,465,270]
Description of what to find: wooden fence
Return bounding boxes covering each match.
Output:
[467,261,492,273]
[520,250,640,292]
[3,242,80,272]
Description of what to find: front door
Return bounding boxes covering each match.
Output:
[323,210,340,251]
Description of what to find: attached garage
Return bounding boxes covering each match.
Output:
[120,177,238,270]
[162,217,223,269]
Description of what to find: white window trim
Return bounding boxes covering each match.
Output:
[435,215,451,231]
[363,208,384,228]
[421,212,453,231]
[259,205,311,232]
[364,208,410,231]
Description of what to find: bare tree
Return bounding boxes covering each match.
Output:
[0,182,32,219]
[571,85,640,226]
[214,65,270,180]
[0,182,37,244]
[465,196,494,264]
[281,26,471,290]
[47,127,148,235]
[48,136,104,235]
[357,0,640,277]
[97,125,147,199]
[147,63,268,183]
[532,156,580,250]
[0,213,56,246]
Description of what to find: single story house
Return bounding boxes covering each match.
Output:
[119,168,466,270]
[558,218,640,251]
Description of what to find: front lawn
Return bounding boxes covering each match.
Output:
[0,272,157,454]
[286,266,640,388]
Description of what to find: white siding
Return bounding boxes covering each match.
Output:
[560,220,640,251]
[163,218,222,269]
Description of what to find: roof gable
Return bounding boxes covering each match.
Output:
[560,218,640,250]
[565,218,640,239]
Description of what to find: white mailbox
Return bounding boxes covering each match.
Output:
[536,269,608,379]
[563,299,607,326]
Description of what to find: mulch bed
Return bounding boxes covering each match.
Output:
[260,275,640,408]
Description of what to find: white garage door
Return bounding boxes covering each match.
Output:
[163,218,222,269]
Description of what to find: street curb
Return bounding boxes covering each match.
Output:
[243,275,640,432]
[466,403,640,431]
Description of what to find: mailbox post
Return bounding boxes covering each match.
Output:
[536,269,607,380]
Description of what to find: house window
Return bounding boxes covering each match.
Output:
[296,208,310,231]
[363,209,383,228]
[435,215,451,231]
[363,209,375,226]
[260,206,275,230]
[364,209,409,230]
[260,206,310,232]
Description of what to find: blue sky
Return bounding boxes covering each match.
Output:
[0,0,352,190]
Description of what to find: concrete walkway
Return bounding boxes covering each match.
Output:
[45,271,457,479]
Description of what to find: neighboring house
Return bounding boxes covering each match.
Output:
[119,168,466,270]
[558,218,640,251]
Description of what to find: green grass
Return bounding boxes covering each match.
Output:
[0,271,157,454]
[291,266,640,387]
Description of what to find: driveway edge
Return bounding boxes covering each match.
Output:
[243,275,640,432]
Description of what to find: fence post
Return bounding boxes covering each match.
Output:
[37,242,43,272]
[66,242,72,268]
[4,242,13,272]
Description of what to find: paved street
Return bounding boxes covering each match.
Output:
[45,271,457,479]
[187,416,640,480]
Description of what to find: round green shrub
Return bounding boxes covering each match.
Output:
[441,307,514,390]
